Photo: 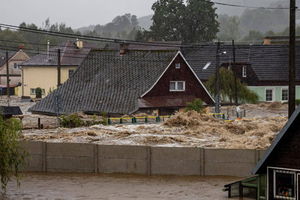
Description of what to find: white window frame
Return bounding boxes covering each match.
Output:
[175,63,181,69]
[265,88,275,102]
[170,81,185,92]
[30,88,36,95]
[281,87,288,102]
[242,66,247,78]
[273,169,296,200]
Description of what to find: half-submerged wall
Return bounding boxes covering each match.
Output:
[21,141,266,177]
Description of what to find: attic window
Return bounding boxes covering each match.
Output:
[68,69,75,78]
[274,170,296,200]
[175,63,181,69]
[170,81,185,92]
[242,66,247,77]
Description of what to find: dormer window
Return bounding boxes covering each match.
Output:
[242,66,247,77]
[175,63,181,69]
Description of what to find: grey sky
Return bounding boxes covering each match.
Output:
[1,0,282,29]
[1,0,156,28]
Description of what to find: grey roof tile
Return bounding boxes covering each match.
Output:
[21,41,98,66]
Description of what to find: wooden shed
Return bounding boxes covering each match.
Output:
[225,106,300,199]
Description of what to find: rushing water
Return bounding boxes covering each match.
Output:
[1,173,239,200]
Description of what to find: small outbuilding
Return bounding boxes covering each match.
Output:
[225,106,300,199]
[0,106,23,119]
[252,105,300,200]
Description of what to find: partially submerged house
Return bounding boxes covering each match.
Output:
[183,44,300,102]
[29,49,214,115]
[20,40,96,98]
[0,49,30,95]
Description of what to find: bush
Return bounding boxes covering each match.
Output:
[185,99,204,113]
[59,113,108,128]
[59,114,84,128]
[0,117,26,193]
[35,87,42,98]
[296,99,300,105]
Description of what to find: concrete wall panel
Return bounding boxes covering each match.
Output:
[20,141,44,172]
[151,147,201,175]
[98,145,148,174]
[46,143,94,172]
[204,149,256,177]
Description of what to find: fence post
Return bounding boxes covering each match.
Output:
[156,116,161,122]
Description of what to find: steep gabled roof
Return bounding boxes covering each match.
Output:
[182,45,300,82]
[21,41,97,66]
[253,106,300,174]
[29,49,178,115]
[141,51,214,104]
[0,51,17,67]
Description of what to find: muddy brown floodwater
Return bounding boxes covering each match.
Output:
[2,173,241,200]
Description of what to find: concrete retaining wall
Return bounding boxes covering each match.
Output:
[20,141,266,177]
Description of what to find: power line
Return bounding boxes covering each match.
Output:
[0,23,213,47]
[210,0,298,10]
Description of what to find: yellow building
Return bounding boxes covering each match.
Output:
[20,40,95,98]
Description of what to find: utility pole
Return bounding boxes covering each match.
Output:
[6,51,10,106]
[57,49,61,87]
[232,40,238,106]
[215,41,221,114]
[288,0,296,118]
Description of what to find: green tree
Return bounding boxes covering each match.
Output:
[217,14,240,41]
[0,29,27,50]
[35,87,42,98]
[205,68,258,104]
[148,0,218,43]
[0,117,26,193]
[150,0,186,41]
[183,0,219,43]
[185,99,204,113]
[242,30,264,42]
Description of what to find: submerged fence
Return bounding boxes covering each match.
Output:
[107,115,171,125]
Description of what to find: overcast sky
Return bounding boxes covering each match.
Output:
[1,0,156,29]
[1,0,282,29]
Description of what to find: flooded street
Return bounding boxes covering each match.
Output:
[2,173,239,200]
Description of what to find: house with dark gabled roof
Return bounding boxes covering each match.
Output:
[29,49,214,116]
[183,44,300,103]
[0,49,30,95]
[20,40,97,98]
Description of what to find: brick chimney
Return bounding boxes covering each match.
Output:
[76,39,84,49]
